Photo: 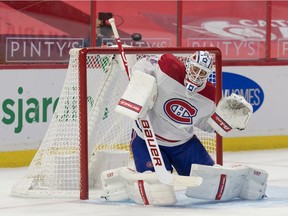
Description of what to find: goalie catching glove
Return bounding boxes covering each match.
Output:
[208,93,253,136]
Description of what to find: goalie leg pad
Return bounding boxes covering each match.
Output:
[89,150,130,188]
[185,164,249,201]
[101,167,177,206]
[239,166,268,200]
[101,168,130,201]
[127,179,177,206]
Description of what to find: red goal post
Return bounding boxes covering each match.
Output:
[11,47,222,200]
[78,47,223,199]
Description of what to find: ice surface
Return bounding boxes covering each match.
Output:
[1,149,288,216]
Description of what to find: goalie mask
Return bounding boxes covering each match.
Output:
[184,51,213,94]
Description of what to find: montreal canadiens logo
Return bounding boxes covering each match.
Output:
[164,98,198,124]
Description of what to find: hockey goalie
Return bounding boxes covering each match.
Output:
[93,51,268,206]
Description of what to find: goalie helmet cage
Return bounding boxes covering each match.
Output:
[11,47,222,200]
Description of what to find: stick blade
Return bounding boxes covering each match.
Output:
[172,175,202,187]
[156,169,202,187]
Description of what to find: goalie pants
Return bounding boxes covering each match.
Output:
[130,130,215,176]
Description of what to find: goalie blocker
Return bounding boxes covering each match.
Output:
[115,69,157,120]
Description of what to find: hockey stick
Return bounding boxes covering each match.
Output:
[109,18,202,187]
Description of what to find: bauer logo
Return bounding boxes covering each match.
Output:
[222,72,264,112]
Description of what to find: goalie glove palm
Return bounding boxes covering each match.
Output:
[208,93,253,136]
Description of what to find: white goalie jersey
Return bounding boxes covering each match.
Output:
[131,54,216,147]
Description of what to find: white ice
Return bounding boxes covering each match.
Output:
[1,149,288,216]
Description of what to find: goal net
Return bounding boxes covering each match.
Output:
[11,47,222,199]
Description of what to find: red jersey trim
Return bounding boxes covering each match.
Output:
[155,134,181,143]
[198,82,216,102]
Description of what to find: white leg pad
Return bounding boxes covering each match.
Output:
[185,164,268,201]
[89,150,130,188]
[101,167,130,201]
[126,178,176,206]
[185,164,249,201]
[101,167,177,206]
[239,166,268,200]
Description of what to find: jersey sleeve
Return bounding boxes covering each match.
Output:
[158,53,186,85]
[194,114,215,133]
[198,82,216,103]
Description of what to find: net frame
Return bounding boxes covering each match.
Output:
[78,47,223,199]
[11,47,222,200]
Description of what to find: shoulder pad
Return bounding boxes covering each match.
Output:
[158,54,186,84]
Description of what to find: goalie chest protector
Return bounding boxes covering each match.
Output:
[133,54,216,147]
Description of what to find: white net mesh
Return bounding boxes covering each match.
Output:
[11,48,221,198]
